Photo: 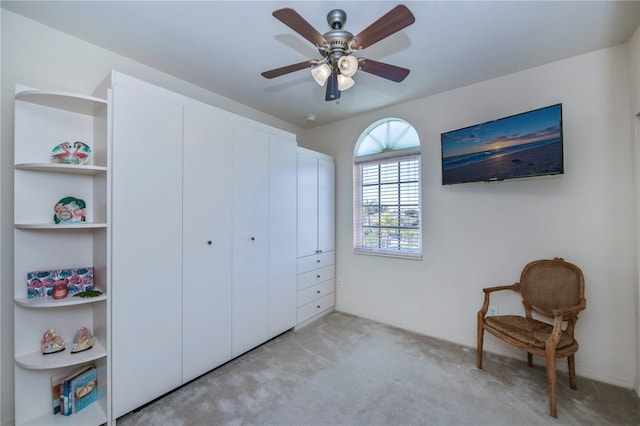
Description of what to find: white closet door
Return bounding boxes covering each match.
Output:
[232,122,269,356]
[268,135,297,337]
[297,152,319,257]
[318,157,336,253]
[111,83,183,418]
[182,102,233,381]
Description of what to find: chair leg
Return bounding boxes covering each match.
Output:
[477,316,484,369]
[568,355,577,390]
[545,346,558,418]
[527,352,533,367]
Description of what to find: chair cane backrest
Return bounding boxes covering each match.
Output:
[520,258,584,319]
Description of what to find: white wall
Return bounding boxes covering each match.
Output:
[628,20,640,395]
[299,45,637,388]
[0,10,301,425]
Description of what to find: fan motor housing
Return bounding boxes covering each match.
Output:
[321,29,353,58]
[327,9,347,29]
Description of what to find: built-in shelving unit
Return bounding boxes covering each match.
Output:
[13,86,109,425]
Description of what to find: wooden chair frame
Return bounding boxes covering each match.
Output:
[476,258,586,418]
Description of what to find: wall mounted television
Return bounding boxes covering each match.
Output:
[441,104,563,185]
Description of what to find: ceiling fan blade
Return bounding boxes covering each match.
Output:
[358,58,410,83]
[272,8,327,47]
[261,60,316,79]
[352,5,415,50]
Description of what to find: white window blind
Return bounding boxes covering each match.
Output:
[354,153,421,259]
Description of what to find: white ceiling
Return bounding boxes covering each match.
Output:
[2,1,639,129]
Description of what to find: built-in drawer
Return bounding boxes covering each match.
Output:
[297,292,335,324]
[297,251,335,274]
[297,279,335,307]
[297,265,335,290]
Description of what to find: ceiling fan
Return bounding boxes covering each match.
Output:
[261,4,415,101]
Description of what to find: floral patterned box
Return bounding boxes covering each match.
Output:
[26,267,94,298]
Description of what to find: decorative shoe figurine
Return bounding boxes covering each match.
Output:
[41,329,65,354]
[71,327,94,353]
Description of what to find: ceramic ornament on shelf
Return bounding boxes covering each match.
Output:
[71,327,94,353]
[41,329,65,355]
[53,196,86,224]
[50,141,92,165]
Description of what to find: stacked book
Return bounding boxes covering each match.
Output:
[51,364,97,415]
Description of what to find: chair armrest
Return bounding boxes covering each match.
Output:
[479,283,521,317]
[531,299,587,318]
[482,283,521,294]
[552,299,586,318]
[545,298,587,348]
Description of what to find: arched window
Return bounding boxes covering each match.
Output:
[353,118,421,259]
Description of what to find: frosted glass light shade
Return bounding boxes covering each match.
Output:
[337,55,358,77]
[311,64,332,86]
[337,75,355,91]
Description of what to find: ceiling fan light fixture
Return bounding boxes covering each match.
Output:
[337,55,358,77]
[311,63,332,86]
[337,74,355,91]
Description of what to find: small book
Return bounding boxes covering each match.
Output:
[70,367,97,414]
[51,363,92,415]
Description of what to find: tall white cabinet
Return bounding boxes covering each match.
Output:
[231,124,297,357]
[109,78,184,417]
[109,72,297,419]
[296,148,336,327]
[182,98,234,382]
[13,87,109,425]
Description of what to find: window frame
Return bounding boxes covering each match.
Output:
[353,119,422,260]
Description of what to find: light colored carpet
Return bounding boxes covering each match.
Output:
[117,311,639,425]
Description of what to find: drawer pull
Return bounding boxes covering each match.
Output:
[317,305,321,309]
[316,259,321,263]
[316,275,321,278]
[207,240,212,245]
[317,290,321,294]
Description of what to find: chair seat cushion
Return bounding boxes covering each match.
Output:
[484,315,575,349]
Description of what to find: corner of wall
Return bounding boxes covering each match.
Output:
[630,20,640,397]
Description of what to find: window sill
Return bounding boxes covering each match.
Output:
[353,249,422,261]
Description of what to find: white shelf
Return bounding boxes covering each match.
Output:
[15,223,107,230]
[16,340,106,370]
[15,90,107,116]
[20,401,107,426]
[14,84,110,425]
[15,292,106,309]
[15,163,107,175]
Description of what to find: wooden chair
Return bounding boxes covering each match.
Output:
[476,257,586,418]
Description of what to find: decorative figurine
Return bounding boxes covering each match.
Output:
[52,278,69,299]
[53,196,86,224]
[41,329,65,354]
[51,141,91,165]
[71,327,94,353]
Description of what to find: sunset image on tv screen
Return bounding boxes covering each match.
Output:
[441,104,563,185]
